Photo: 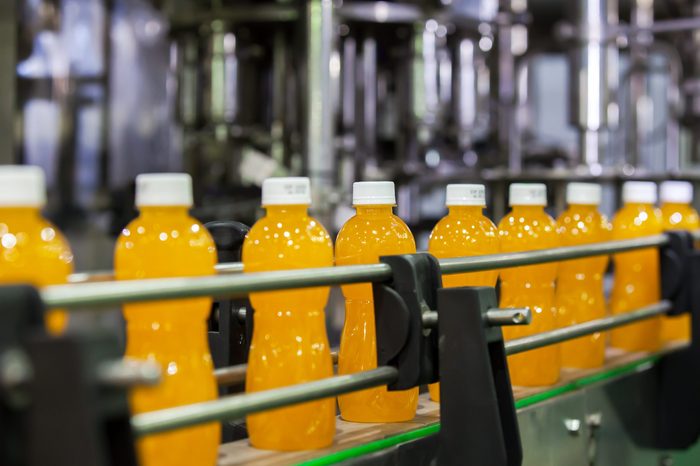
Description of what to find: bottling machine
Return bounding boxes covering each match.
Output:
[6,0,700,465]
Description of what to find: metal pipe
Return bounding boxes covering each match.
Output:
[486,308,532,326]
[44,263,392,309]
[215,351,339,387]
[68,262,245,284]
[505,300,671,355]
[613,16,700,37]
[438,234,667,275]
[44,235,669,309]
[132,366,399,436]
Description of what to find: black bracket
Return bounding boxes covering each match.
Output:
[373,253,441,390]
[205,221,252,443]
[656,230,700,449]
[437,287,522,466]
[0,285,138,466]
[205,220,253,373]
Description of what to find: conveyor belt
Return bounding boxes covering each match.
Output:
[216,342,687,466]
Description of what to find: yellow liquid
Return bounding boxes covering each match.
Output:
[427,205,499,401]
[114,206,219,466]
[0,207,73,333]
[498,205,560,386]
[555,204,611,369]
[336,205,418,422]
[660,202,700,342]
[242,205,335,450]
[610,203,663,352]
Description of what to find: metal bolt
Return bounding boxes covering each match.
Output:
[586,412,603,429]
[0,349,33,389]
[564,418,582,436]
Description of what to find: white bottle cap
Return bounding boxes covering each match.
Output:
[660,180,693,204]
[566,182,602,206]
[135,173,193,207]
[445,184,486,206]
[262,177,311,206]
[353,181,396,205]
[622,181,657,204]
[0,165,47,207]
[509,183,547,206]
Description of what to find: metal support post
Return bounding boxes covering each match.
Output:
[438,286,522,466]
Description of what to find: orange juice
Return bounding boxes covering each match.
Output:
[243,177,335,450]
[555,183,611,369]
[427,184,498,401]
[0,165,73,333]
[336,181,418,422]
[498,183,560,386]
[610,181,662,352]
[659,181,699,342]
[115,174,219,466]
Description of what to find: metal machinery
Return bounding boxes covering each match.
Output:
[3,232,700,466]
[12,0,700,246]
[8,0,700,465]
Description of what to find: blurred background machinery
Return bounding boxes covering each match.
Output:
[7,0,700,268]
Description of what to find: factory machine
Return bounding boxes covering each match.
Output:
[6,0,700,465]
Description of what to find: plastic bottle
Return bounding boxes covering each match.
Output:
[114,173,219,466]
[659,180,699,342]
[610,181,663,352]
[498,183,560,386]
[427,184,499,401]
[555,183,611,369]
[0,165,73,334]
[243,177,335,450]
[336,181,418,422]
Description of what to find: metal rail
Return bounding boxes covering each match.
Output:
[68,262,245,284]
[505,301,671,355]
[132,366,399,436]
[215,351,339,387]
[43,235,668,309]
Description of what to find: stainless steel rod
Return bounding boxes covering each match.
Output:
[43,235,668,309]
[438,235,668,275]
[486,308,532,326]
[132,366,399,436]
[505,301,672,356]
[215,351,339,387]
[68,262,245,284]
[43,263,392,309]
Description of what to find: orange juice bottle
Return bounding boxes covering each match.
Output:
[0,165,73,334]
[659,180,699,342]
[610,181,662,352]
[498,183,560,386]
[115,173,219,466]
[427,184,498,401]
[555,183,611,369]
[243,177,335,450]
[336,181,418,422]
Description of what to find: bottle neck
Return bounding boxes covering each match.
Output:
[138,206,190,218]
[264,204,309,217]
[355,205,394,216]
[448,205,483,216]
[567,203,599,212]
[511,205,545,214]
[0,206,43,221]
[624,202,653,209]
[662,202,690,209]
